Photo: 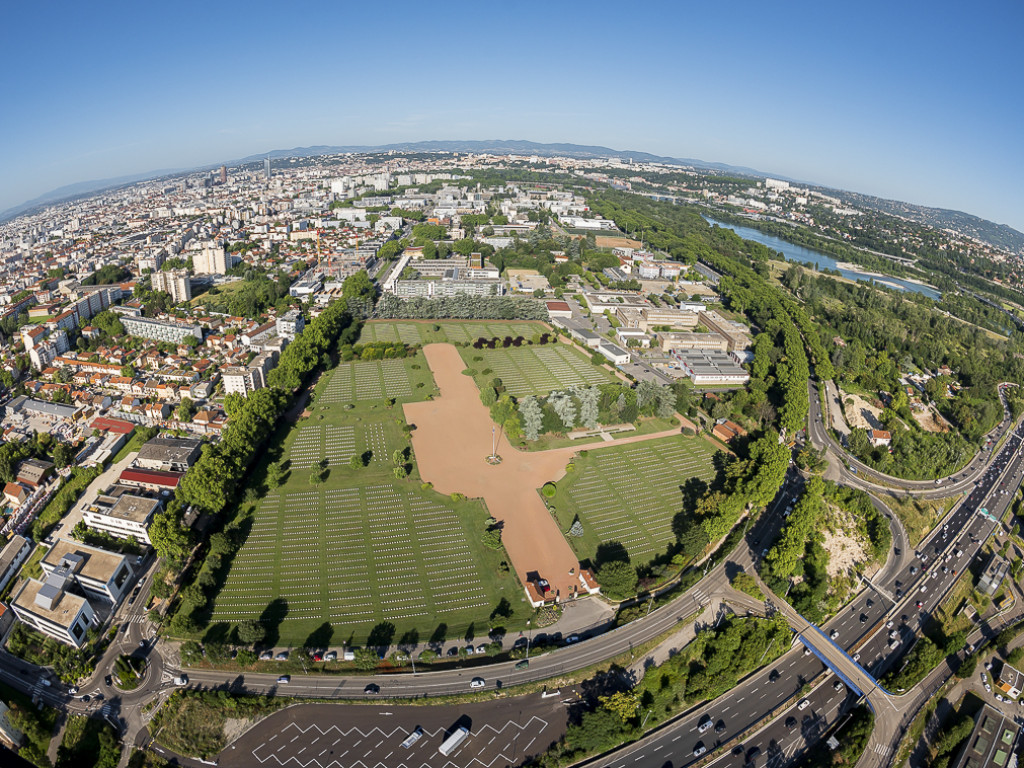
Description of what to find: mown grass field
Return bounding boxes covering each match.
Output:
[549,435,722,566]
[208,344,524,647]
[357,319,550,346]
[460,343,619,397]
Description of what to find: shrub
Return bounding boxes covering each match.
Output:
[541,482,557,498]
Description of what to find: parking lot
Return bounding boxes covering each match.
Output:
[221,695,569,767]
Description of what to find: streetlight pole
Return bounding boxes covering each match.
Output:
[526,620,531,660]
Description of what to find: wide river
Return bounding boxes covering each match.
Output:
[705,217,941,300]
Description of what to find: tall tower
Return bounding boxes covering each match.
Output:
[219,165,227,184]
[264,157,271,180]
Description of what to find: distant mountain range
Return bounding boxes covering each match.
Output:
[3,139,1021,253]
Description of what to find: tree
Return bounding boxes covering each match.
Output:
[600,691,640,723]
[342,270,376,300]
[148,509,192,565]
[577,386,600,429]
[52,441,75,469]
[177,397,195,423]
[596,560,638,600]
[655,386,676,419]
[237,620,266,645]
[120,365,135,378]
[519,396,544,441]
[549,391,577,430]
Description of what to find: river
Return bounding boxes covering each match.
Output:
[704,217,941,300]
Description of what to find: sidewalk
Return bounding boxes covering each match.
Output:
[47,449,140,542]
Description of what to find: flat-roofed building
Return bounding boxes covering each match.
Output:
[675,350,751,386]
[639,307,699,332]
[135,436,202,472]
[151,268,192,303]
[979,554,1010,597]
[11,576,97,648]
[699,310,752,351]
[951,703,1018,768]
[122,316,202,343]
[275,309,305,340]
[0,535,32,593]
[658,331,730,353]
[16,458,55,488]
[83,493,161,545]
[997,663,1024,698]
[597,341,630,365]
[582,290,649,313]
[41,539,133,604]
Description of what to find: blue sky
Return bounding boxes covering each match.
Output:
[2,1,1022,232]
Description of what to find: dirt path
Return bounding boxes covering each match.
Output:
[404,343,697,600]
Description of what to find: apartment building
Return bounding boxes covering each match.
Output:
[275,309,304,340]
[121,316,202,343]
[40,539,133,604]
[151,268,192,303]
[82,492,161,545]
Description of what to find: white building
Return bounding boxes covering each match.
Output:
[82,493,161,545]
[41,539,133,604]
[192,242,239,275]
[0,535,32,593]
[151,268,192,304]
[122,316,202,343]
[11,576,97,648]
[275,310,305,341]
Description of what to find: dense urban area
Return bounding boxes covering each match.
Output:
[2,148,1024,768]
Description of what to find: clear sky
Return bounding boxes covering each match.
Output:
[2,1,1022,232]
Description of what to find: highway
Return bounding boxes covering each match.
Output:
[3,379,1022,768]
[807,379,1016,499]
[582,393,1024,768]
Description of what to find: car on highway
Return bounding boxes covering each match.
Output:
[834,681,844,691]
[786,716,797,731]
[798,698,810,711]
[715,720,727,734]
[693,743,707,757]
[698,716,714,733]
[470,677,486,689]
[364,683,380,694]
[277,675,290,684]
[830,629,839,639]
[104,675,112,687]
[515,660,529,670]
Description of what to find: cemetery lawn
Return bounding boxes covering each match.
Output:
[549,435,722,567]
[208,349,524,647]
[357,319,551,346]
[459,342,619,398]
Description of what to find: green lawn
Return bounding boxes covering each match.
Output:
[208,353,523,646]
[358,319,551,346]
[550,435,722,566]
[460,343,618,397]
[318,353,436,404]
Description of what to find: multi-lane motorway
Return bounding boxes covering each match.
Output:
[587,391,1024,768]
[3,382,1022,768]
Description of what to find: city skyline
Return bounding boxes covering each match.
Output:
[1,0,1022,232]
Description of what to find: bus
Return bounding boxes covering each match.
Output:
[438,726,469,756]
